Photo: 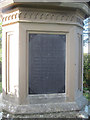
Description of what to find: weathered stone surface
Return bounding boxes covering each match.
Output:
[0,94,89,119]
[2,106,90,119]
[2,95,88,115]
[0,94,2,112]
[0,1,89,117]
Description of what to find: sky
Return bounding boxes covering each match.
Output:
[83,44,88,53]
[83,18,89,53]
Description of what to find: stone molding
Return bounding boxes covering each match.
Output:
[2,95,87,115]
[2,8,84,27]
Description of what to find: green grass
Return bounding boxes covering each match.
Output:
[0,82,2,93]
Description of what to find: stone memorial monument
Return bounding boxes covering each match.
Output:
[0,0,90,118]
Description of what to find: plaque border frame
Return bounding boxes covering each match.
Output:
[26,31,68,103]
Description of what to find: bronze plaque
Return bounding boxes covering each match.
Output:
[29,34,66,94]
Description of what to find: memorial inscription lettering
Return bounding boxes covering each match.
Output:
[29,34,66,94]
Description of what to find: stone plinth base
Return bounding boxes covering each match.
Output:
[0,94,2,112]
[2,110,89,119]
[2,95,88,118]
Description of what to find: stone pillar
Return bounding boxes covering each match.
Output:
[0,1,89,116]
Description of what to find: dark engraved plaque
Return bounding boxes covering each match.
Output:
[29,34,66,94]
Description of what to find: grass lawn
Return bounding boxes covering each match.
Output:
[0,82,2,93]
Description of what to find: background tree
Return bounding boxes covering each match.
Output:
[0,20,2,83]
[83,18,90,100]
[0,21,2,61]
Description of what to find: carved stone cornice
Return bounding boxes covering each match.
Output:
[2,8,84,27]
[2,9,20,25]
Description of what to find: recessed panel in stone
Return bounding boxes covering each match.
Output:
[29,34,66,94]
